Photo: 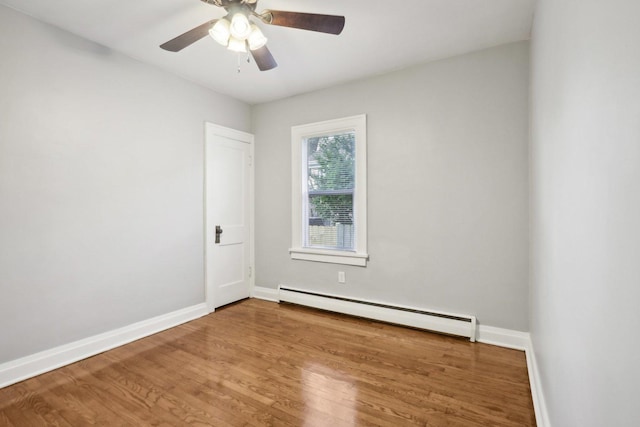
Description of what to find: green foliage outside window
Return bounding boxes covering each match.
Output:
[307,132,355,225]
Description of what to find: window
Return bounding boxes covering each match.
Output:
[290,115,368,266]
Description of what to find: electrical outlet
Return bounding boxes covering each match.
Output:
[338,271,346,283]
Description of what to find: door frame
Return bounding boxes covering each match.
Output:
[204,122,255,313]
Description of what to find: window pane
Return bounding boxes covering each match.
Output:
[305,131,355,250]
[307,133,355,192]
[308,194,354,250]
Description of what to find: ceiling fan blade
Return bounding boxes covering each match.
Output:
[251,45,278,71]
[160,19,217,52]
[262,10,345,35]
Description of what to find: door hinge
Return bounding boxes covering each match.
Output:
[248,266,253,277]
[248,155,253,166]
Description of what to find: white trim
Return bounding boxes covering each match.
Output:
[251,286,279,302]
[291,115,368,266]
[204,122,255,313]
[289,248,368,266]
[525,337,551,427]
[476,325,530,351]
[0,303,208,389]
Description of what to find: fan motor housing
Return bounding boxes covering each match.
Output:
[200,0,258,12]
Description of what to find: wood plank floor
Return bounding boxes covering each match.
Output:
[0,299,536,426]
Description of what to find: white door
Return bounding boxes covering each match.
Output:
[205,123,254,312]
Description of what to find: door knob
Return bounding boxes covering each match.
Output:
[215,225,223,244]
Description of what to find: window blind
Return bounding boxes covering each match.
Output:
[304,131,355,250]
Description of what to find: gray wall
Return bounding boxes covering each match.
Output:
[0,5,250,363]
[530,0,640,425]
[253,42,530,331]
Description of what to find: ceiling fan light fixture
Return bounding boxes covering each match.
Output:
[230,13,252,40]
[160,1,346,72]
[227,36,247,53]
[209,18,231,46]
[247,24,267,50]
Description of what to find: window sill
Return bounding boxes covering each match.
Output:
[289,248,368,267]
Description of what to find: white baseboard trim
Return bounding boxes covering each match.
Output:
[477,325,530,351]
[525,337,551,427]
[0,303,208,389]
[251,286,279,302]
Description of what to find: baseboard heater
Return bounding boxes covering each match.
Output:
[278,286,477,342]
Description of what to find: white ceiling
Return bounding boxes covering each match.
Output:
[0,0,535,104]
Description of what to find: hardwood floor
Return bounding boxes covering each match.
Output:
[0,299,536,426]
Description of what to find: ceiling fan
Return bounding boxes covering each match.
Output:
[160,0,346,71]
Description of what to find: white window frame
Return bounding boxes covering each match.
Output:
[290,114,368,267]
